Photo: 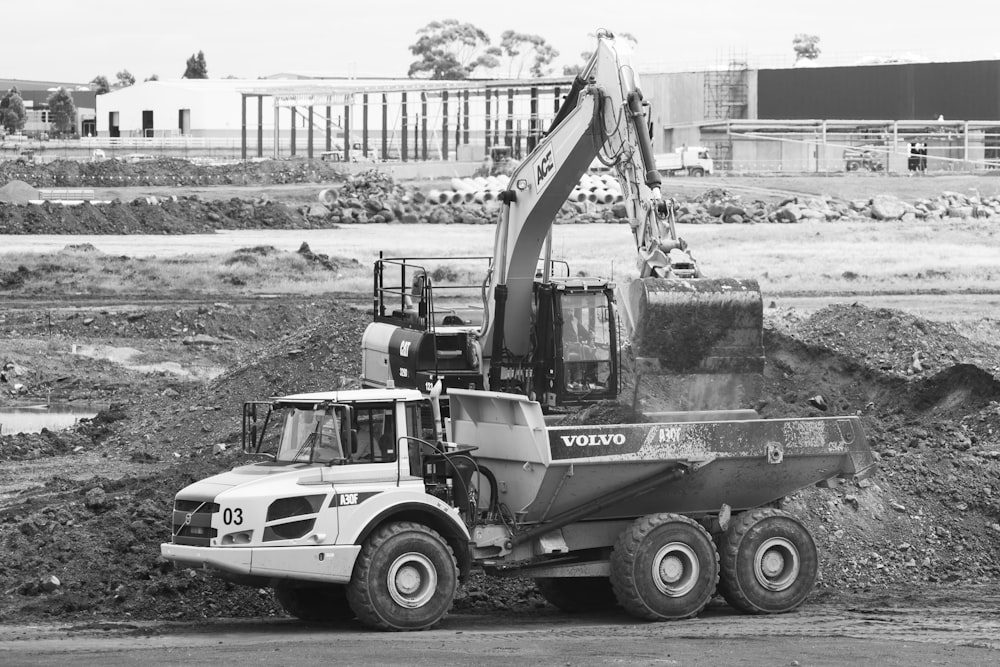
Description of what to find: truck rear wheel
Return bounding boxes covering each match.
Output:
[347,521,458,631]
[535,577,617,612]
[610,513,719,621]
[274,582,354,623]
[717,508,817,614]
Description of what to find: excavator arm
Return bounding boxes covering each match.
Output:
[482,32,668,355]
[481,30,764,411]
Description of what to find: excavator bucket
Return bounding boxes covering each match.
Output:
[623,277,765,411]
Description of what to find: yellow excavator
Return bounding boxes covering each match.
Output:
[361,30,763,411]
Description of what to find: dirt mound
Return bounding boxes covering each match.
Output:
[8,158,996,236]
[1,300,998,623]
[0,180,36,204]
[553,400,650,425]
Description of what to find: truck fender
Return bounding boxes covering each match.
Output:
[352,501,473,581]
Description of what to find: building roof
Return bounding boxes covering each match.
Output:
[0,78,91,92]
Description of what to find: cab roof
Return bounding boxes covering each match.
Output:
[272,388,424,405]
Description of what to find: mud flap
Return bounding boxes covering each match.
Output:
[623,277,765,411]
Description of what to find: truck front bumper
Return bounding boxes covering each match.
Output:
[160,542,362,584]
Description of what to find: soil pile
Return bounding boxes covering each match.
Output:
[4,158,1000,234]
[1,300,998,622]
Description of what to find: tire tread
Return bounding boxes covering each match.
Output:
[610,513,718,621]
[346,521,458,631]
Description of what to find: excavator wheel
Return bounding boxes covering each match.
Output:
[346,521,458,631]
[274,582,355,623]
[717,508,817,614]
[610,513,719,621]
[624,277,764,411]
[535,577,618,612]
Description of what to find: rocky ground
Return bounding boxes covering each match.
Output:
[1,158,999,625]
[3,157,1000,234]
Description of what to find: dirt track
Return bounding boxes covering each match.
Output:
[2,586,999,665]
[1,161,999,657]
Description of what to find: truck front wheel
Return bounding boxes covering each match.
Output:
[347,521,458,631]
[717,508,817,614]
[610,513,719,621]
[274,582,354,622]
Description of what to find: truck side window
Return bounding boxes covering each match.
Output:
[350,404,397,464]
[404,402,433,477]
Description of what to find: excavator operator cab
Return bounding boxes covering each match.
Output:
[550,287,617,406]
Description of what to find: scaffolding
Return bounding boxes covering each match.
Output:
[702,54,748,168]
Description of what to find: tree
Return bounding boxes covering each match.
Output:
[183,51,208,79]
[144,74,160,82]
[46,87,76,135]
[497,31,559,78]
[563,31,637,76]
[407,20,500,79]
[0,87,27,134]
[116,69,136,88]
[90,75,111,95]
[793,34,821,61]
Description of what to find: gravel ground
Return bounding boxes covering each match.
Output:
[1,158,998,626]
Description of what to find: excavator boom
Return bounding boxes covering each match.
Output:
[361,30,764,411]
[485,31,764,409]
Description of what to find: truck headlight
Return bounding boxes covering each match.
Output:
[221,530,254,545]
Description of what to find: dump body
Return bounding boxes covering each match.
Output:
[447,388,874,526]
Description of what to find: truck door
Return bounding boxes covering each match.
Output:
[332,403,402,535]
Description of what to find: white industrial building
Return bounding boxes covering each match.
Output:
[93,76,576,161]
[91,61,1000,172]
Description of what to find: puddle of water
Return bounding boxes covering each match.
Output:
[73,344,225,380]
[0,405,103,435]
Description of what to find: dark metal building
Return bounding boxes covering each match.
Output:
[758,60,1000,120]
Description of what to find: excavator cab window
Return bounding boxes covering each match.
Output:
[559,292,613,394]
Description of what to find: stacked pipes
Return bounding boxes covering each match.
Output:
[573,172,624,205]
[427,175,508,206]
[425,172,625,206]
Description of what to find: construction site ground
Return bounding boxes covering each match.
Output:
[1,163,999,664]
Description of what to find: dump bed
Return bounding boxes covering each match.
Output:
[446,389,875,524]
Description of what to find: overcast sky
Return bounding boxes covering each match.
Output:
[5,0,999,83]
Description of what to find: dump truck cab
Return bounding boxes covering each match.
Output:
[163,389,472,604]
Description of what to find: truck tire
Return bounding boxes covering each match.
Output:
[346,521,458,631]
[609,513,719,621]
[274,582,354,623]
[717,508,817,614]
[846,160,860,172]
[535,577,617,612]
[688,167,705,177]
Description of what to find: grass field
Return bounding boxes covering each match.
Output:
[4,218,998,302]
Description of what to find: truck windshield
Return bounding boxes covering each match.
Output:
[273,403,399,465]
[276,407,347,464]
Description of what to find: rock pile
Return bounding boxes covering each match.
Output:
[3,158,1000,234]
